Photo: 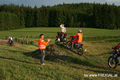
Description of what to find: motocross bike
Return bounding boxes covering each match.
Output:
[8,39,13,46]
[108,47,120,69]
[66,36,84,55]
[55,32,67,44]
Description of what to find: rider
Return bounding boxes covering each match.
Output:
[70,29,83,48]
[8,36,13,46]
[38,34,51,65]
[114,43,120,56]
[60,24,66,40]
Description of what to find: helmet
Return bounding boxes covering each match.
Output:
[78,29,82,33]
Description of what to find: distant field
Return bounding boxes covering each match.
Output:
[0,27,120,80]
[0,27,120,39]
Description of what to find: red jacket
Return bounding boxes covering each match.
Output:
[72,33,83,43]
[114,43,120,55]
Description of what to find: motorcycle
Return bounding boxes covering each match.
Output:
[108,47,120,69]
[8,39,13,46]
[55,32,67,43]
[66,36,84,55]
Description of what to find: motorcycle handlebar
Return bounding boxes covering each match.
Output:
[112,47,115,49]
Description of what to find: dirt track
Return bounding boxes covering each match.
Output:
[0,39,8,45]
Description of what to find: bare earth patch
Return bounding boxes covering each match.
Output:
[0,40,8,45]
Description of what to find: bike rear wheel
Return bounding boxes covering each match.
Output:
[66,41,72,49]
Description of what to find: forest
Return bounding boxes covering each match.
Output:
[0,3,120,30]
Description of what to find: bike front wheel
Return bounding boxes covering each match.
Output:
[108,56,118,69]
[77,47,84,56]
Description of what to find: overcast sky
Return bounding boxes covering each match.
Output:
[0,0,120,7]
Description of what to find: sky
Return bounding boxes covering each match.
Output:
[0,0,120,7]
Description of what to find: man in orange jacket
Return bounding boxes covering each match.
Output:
[38,34,51,65]
[71,29,83,48]
[72,30,83,43]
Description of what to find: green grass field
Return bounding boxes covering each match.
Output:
[0,27,120,80]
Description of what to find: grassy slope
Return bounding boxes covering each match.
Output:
[0,28,120,80]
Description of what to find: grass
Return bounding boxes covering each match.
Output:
[1,27,120,40]
[0,27,120,80]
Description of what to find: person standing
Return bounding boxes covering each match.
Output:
[38,34,51,65]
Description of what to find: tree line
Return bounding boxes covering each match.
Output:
[0,3,120,30]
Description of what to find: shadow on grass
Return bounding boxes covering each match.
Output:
[0,55,40,65]
[0,47,118,74]
[0,49,40,65]
[53,43,118,73]
[23,49,107,71]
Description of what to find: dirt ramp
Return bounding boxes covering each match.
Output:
[28,44,66,59]
[46,44,64,55]
[0,40,8,45]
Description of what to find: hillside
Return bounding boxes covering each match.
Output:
[0,28,120,80]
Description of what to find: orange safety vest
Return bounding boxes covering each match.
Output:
[38,38,48,49]
[77,33,83,43]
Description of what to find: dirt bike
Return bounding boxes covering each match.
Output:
[66,36,84,55]
[55,32,67,44]
[108,47,120,69]
[8,39,13,46]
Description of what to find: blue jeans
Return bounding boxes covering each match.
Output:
[40,50,45,64]
[74,43,81,49]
